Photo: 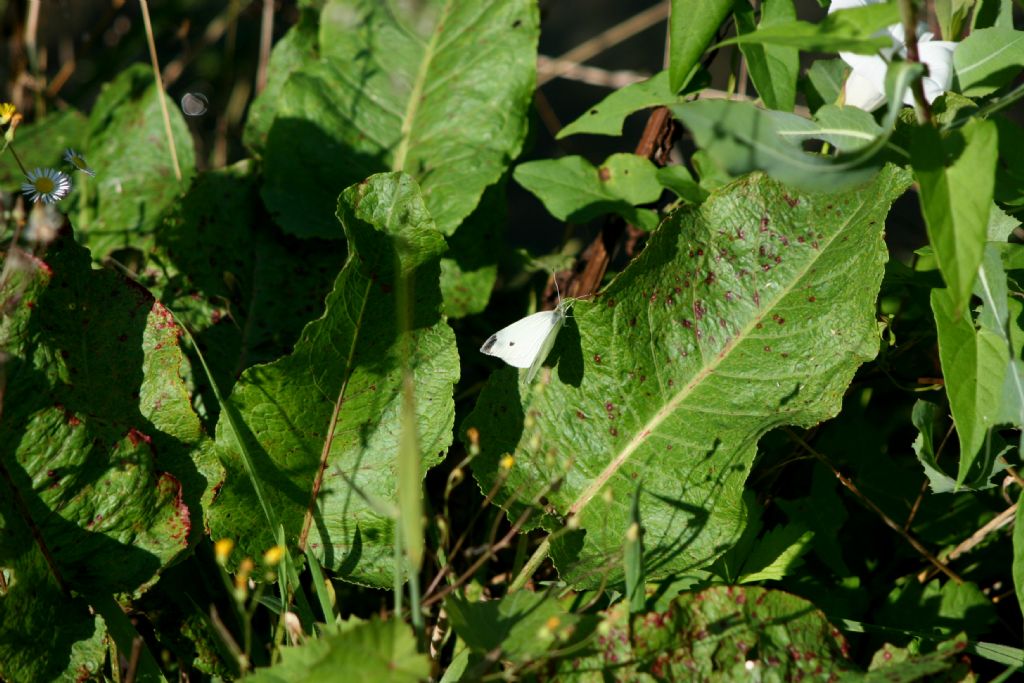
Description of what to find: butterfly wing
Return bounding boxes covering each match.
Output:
[480,310,562,370]
[525,308,565,383]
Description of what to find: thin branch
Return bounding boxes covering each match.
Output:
[789,430,964,584]
[256,0,275,94]
[537,57,650,89]
[537,2,669,86]
[421,507,535,607]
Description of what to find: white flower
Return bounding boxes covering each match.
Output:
[830,0,957,111]
[63,148,96,176]
[21,167,72,204]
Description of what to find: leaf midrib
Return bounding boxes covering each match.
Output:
[957,33,1024,77]
[567,193,870,519]
[392,0,455,171]
[299,274,374,549]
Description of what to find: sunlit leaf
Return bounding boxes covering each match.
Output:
[465,168,910,585]
[208,173,458,586]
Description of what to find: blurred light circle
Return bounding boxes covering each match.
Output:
[181,93,209,117]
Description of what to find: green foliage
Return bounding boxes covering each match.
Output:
[954,27,1024,97]
[3,1,1024,680]
[557,70,707,139]
[668,0,732,92]
[735,0,799,112]
[247,619,428,682]
[717,1,902,53]
[209,172,457,586]
[465,168,910,586]
[73,64,196,259]
[0,228,212,681]
[671,100,885,192]
[514,153,662,229]
[253,0,538,239]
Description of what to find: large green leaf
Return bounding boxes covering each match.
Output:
[954,27,1024,98]
[0,228,213,678]
[465,167,911,585]
[208,173,458,586]
[668,0,732,92]
[913,118,997,315]
[247,619,428,682]
[557,587,854,680]
[72,64,196,259]
[735,0,799,112]
[258,0,538,238]
[153,161,345,412]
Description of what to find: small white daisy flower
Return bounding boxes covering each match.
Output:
[21,167,72,204]
[63,148,96,176]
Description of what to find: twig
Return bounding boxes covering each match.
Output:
[256,0,275,94]
[537,2,669,86]
[904,422,955,530]
[138,0,183,181]
[421,507,535,607]
[789,430,964,584]
[163,1,252,87]
[916,503,1018,583]
[532,90,563,142]
[23,0,41,76]
[537,57,650,89]
[123,636,143,683]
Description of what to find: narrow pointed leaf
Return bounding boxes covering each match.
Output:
[931,286,1008,487]
[1014,490,1024,621]
[258,0,538,238]
[465,168,911,585]
[716,2,901,53]
[803,58,848,112]
[735,0,799,111]
[558,70,707,139]
[208,173,458,586]
[668,0,732,92]
[913,119,998,313]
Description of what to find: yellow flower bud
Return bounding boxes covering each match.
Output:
[214,538,234,565]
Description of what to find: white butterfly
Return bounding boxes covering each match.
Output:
[480,298,571,383]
